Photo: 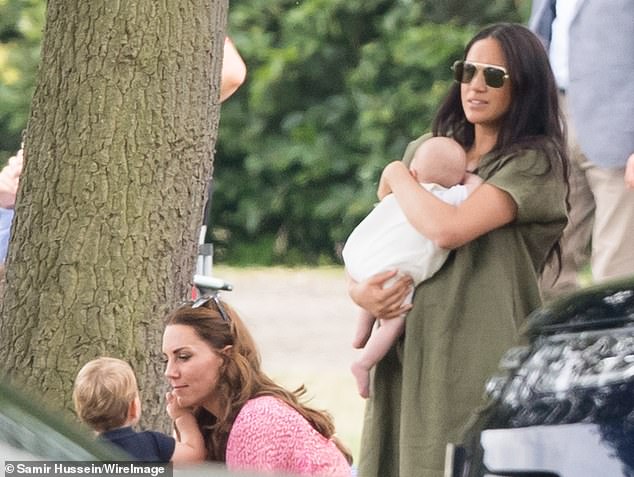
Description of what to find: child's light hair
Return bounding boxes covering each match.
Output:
[72,357,138,433]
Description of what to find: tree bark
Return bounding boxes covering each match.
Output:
[0,0,227,428]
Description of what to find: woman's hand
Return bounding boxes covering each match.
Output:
[377,161,411,200]
[377,175,392,201]
[348,270,413,320]
[166,391,191,421]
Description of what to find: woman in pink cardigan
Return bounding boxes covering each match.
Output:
[162,297,353,476]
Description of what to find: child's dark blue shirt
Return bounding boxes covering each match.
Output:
[100,426,175,462]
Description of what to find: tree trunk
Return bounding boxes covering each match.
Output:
[0,0,227,429]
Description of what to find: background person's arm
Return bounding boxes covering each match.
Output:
[219,37,247,103]
[625,153,634,189]
[0,149,23,264]
[0,149,23,209]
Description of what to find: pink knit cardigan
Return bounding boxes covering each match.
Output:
[225,396,352,476]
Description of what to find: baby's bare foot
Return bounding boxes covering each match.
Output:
[351,361,371,398]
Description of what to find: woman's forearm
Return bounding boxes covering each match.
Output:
[171,413,206,463]
[381,162,458,245]
[381,161,517,249]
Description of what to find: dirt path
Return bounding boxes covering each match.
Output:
[213,266,366,458]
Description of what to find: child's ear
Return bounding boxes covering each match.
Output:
[128,395,141,424]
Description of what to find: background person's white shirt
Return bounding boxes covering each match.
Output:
[549,0,580,89]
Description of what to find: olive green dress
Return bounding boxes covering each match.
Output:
[357,135,568,477]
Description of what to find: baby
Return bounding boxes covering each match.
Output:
[342,137,482,398]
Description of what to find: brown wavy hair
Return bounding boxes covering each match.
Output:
[164,299,353,464]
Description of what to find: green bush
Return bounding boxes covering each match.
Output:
[212,0,526,265]
[0,0,44,162]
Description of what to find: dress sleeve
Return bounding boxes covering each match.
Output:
[401,133,432,167]
[485,149,567,224]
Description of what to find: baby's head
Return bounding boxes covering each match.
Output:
[72,357,140,433]
[409,137,466,188]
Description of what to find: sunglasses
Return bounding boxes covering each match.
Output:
[452,60,509,89]
[191,293,230,322]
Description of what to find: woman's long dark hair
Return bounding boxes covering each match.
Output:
[164,301,353,465]
[433,22,570,273]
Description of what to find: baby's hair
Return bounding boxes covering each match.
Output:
[72,357,138,433]
[410,137,467,188]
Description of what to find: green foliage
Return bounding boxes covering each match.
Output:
[0,0,44,162]
[0,0,528,263]
[212,0,525,265]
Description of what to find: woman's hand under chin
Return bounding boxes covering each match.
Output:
[166,391,192,420]
[348,270,413,320]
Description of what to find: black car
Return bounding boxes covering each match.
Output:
[445,276,634,477]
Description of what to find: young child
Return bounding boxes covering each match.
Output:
[73,357,206,463]
[342,136,482,398]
